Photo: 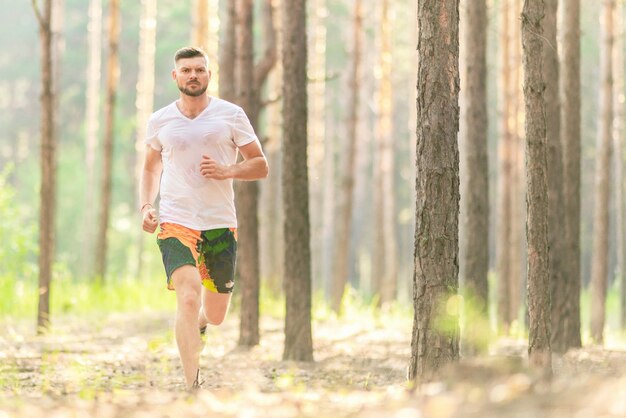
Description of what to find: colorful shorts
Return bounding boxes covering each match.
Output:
[157,222,237,293]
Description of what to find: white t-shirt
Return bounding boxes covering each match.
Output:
[145,97,258,230]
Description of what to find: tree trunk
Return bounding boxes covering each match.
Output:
[95,0,120,282]
[192,0,219,96]
[409,0,460,381]
[461,0,489,327]
[496,0,513,333]
[544,0,567,353]
[236,0,276,348]
[331,0,362,313]
[133,0,157,280]
[82,0,102,277]
[308,0,327,292]
[522,0,551,372]
[375,0,398,306]
[590,0,615,345]
[509,0,525,328]
[235,0,259,347]
[615,1,626,330]
[34,0,57,333]
[559,0,582,349]
[282,0,313,362]
[218,0,236,102]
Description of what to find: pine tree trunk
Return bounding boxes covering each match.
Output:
[331,0,362,313]
[522,0,551,372]
[590,0,615,345]
[34,0,56,333]
[615,2,626,331]
[497,0,513,332]
[133,0,157,280]
[95,0,120,282]
[235,0,260,347]
[559,0,582,348]
[409,0,460,381]
[282,0,313,362]
[377,0,398,305]
[235,0,276,347]
[543,0,567,353]
[461,0,489,323]
[219,0,236,102]
[82,0,102,277]
[308,0,327,292]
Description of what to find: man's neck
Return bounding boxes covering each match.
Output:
[177,95,210,119]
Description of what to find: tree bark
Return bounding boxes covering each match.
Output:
[236,0,259,347]
[461,0,489,324]
[218,0,236,102]
[497,0,513,333]
[615,1,626,331]
[409,0,460,381]
[543,0,567,353]
[590,0,615,345]
[331,0,362,313]
[282,0,313,362]
[33,0,57,333]
[82,0,102,277]
[133,0,157,280]
[95,0,120,282]
[236,0,276,348]
[522,0,551,372]
[559,0,582,349]
[375,0,398,306]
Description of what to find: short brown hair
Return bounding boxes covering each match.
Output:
[174,47,209,65]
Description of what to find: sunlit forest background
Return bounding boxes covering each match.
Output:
[1,0,621,333]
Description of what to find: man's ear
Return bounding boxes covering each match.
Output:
[171,69,177,81]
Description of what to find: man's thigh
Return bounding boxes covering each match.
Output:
[202,289,232,325]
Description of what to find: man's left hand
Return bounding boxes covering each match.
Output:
[200,155,232,180]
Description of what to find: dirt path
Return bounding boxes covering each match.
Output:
[1,312,626,417]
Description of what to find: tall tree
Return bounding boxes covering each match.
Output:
[544,0,567,353]
[461,0,489,327]
[282,0,313,361]
[32,0,57,333]
[615,1,626,330]
[331,0,362,313]
[373,0,398,306]
[94,0,120,282]
[236,0,277,347]
[559,0,582,348]
[219,0,236,102]
[409,0,460,381]
[522,0,551,371]
[82,0,102,276]
[590,0,615,344]
[496,0,513,332]
[192,0,219,97]
[133,0,157,279]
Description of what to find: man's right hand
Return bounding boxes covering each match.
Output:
[142,207,158,233]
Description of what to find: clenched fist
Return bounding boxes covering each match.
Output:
[200,155,232,180]
[142,207,158,233]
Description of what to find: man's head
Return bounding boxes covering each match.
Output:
[172,47,211,97]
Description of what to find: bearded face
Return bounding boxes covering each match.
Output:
[173,56,211,97]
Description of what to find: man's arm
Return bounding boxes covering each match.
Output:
[200,140,269,181]
[140,146,163,233]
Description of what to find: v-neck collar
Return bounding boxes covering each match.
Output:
[174,97,214,121]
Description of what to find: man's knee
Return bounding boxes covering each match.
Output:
[204,309,226,326]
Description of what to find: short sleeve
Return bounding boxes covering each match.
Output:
[144,115,162,151]
[232,108,258,147]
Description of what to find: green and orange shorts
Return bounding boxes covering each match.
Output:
[156,222,237,293]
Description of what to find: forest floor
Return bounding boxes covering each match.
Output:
[1,311,626,418]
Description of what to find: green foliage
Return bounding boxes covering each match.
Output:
[0,165,38,283]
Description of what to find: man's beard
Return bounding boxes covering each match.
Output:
[178,83,207,97]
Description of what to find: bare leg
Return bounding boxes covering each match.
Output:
[171,265,203,389]
[201,289,232,326]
